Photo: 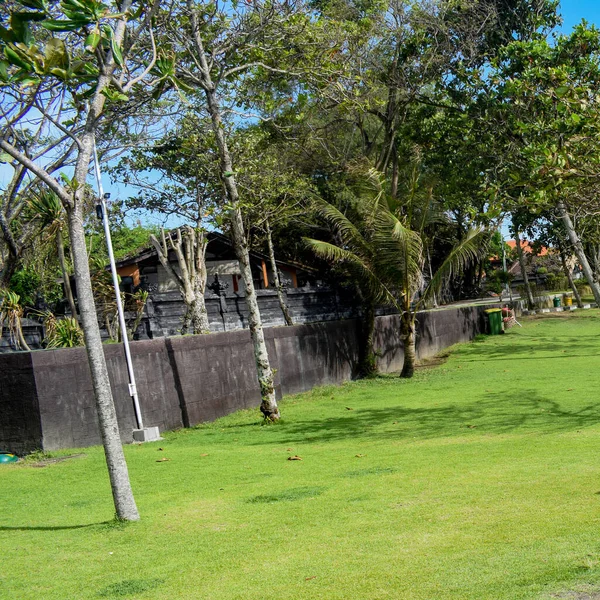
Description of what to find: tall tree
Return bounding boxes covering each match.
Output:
[0,0,163,520]
[151,0,336,419]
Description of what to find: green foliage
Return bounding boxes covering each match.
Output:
[42,312,84,348]
[88,224,158,262]
[8,267,40,307]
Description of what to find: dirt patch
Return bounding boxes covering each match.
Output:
[415,352,451,370]
[549,586,600,599]
[527,312,581,320]
[29,453,86,468]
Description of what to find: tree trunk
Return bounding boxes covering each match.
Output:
[557,201,600,306]
[265,219,293,326]
[558,241,583,308]
[358,301,377,377]
[189,296,210,334]
[0,252,18,289]
[67,207,139,521]
[56,227,78,319]
[188,4,278,420]
[230,207,279,420]
[514,228,535,309]
[0,209,20,288]
[204,97,279,419]
[400,312,416,379]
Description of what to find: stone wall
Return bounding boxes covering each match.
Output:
[0,304,488,454]
[139,286,365,338]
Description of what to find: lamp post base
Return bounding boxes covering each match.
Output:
[132,427,162,443]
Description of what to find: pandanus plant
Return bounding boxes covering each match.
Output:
[28,190,78,319]
[307,167,489,378]
[0,290,30,351]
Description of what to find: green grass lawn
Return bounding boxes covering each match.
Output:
[3,312,600,600]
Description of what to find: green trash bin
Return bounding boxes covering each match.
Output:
[553,296,561,308]
[485,308,503,335]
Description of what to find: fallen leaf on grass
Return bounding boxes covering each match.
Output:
[567,388,574,391]
[288,455,302,461]
[286,448,293,452]
[200,453,209,457]
[156,458,170,462]
[305,576,317,581]
[345,407,354,411]
[355,454,366,458]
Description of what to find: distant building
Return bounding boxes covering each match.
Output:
[114,231,308,296]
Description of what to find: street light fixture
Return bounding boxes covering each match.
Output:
[92,138,160,443]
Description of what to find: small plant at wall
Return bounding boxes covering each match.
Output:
[0,289,30,351]
[42,312,84,349]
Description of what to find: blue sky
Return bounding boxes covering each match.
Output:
[559,0,600,30]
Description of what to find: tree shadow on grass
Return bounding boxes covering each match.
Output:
[457,333,600,362]
[256,390,600,447]
[0,521,112,532]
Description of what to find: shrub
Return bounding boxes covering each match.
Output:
[43,313,84,349]
[9,268,40,308]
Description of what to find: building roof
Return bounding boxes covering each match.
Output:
[113,229,311,273]
[506,240,549,256]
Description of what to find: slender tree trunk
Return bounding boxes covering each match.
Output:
[558,241,583,308]
[0,0,139,521]
[204,96,278,418]
[0,252,18,288]
[358,301,377,377]
[186,3,279,419]
[265,219,293,326]
[557,201,600,306]
[56,227,77,318]
[67,207,139,521]
[0,210,20,288]
[514,228,535,309]
[400,312,416,378]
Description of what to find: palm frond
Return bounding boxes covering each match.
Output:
[29,190,64,239]
[312,198,373,257]
[420,227,490,307]
[304,238,394,304]
[373,210,424,298]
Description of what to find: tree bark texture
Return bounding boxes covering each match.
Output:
[265,219,293,326]
[400,313,416,379]
[514,229,535,309]
[557,201,600,306]
[358,301,377,377]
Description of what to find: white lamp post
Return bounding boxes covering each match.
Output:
[92,137,160,443]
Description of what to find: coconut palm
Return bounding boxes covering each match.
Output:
[29,190,78,319]
[307,167,489,378]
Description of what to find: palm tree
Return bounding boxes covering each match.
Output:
[306,185,395,377]
[29,190,78,319]
[307,167,489,378]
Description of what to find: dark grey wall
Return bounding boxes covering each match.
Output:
[138,286,366,338]
[0,352,42,455]
[0,318,45,354]
[0,304,488,454]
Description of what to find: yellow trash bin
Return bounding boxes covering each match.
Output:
[563,293,573,307]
